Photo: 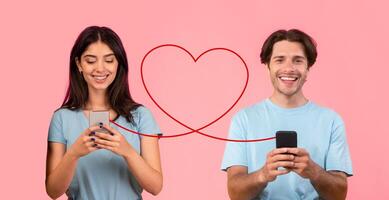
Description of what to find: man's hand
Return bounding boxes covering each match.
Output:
[258,148,296,183]
[286,148,321,180]
[285,148,348,199]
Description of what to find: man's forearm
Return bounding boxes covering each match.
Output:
[228,170,267,200]
[310,168,348,200]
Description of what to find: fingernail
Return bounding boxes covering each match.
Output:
[93,143,98,147]
[89,131,95,136]
[99,122,103,128]
[91,138,95,142]
[110,133,114,136]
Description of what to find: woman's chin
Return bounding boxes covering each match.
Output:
[89,84,110,92]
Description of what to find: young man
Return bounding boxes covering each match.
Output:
[221,29,352,200]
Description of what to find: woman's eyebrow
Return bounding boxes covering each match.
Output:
[104,53,115,58]
[83,54,97,58]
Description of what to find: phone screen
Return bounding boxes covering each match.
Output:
[276,131,297,148]
[89,111,110,133]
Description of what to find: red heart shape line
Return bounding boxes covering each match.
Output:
[140,44,249,139]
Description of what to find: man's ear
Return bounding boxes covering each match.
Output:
[266,64,271,77]
[304,66,310,83]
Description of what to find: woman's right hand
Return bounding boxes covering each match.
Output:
[67,126,101,159]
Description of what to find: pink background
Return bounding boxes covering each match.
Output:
[1,0,388,199]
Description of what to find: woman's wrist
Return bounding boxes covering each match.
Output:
[66,148,81,161]
[123,146,138,161]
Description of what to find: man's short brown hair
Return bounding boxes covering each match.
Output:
[260,29,317,69]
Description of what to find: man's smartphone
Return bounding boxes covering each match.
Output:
[89,111,109,133]
[276,131,297,148]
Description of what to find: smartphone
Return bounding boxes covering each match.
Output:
[276,131,297,148]
[89,110,110,133]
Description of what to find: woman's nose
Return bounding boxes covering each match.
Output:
[95,60,105,71]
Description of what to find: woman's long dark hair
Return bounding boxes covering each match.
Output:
[61,26,141,123]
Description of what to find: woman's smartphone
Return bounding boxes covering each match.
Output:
[276,131,297,148]
[89,111,109,133]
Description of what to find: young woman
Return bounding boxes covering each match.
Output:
[45,26,163,200]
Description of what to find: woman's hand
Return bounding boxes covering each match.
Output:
[94,124,134,158]
[67,126,101,159]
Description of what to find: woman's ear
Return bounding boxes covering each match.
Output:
[75,57,82,72]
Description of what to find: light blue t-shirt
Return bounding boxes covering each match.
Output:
[48,106,161,200]
[221,99,353,200]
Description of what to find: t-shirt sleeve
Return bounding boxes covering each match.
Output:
[221,111,248,171]
[136,106,162,137]
[48,111,66,144]
[325,114,353,176]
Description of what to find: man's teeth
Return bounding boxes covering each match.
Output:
[279,77,298,81]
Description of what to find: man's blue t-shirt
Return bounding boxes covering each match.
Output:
[221,99,353,200]
[48,106,161,200]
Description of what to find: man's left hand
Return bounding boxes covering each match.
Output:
[286,148,321,181]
